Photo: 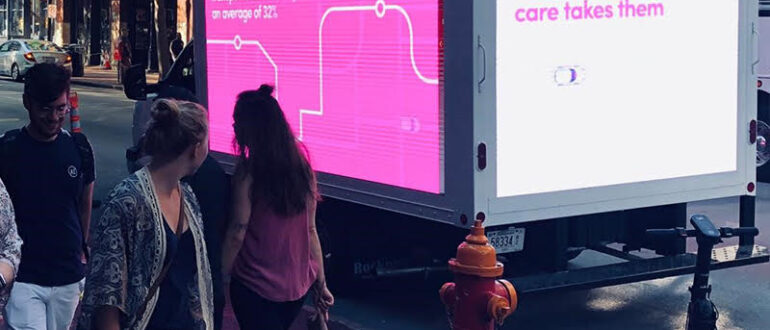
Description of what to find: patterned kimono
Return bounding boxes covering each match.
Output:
[78,168,214,329]
[0,178,22,309]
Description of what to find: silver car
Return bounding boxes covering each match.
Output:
[0,39,72,81]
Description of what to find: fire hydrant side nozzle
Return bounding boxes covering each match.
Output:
[440,220,518,330]
[439,282,456,306]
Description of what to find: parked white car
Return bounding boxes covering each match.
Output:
[0,39,72,81]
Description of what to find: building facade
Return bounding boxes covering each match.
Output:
[0,0,192,69]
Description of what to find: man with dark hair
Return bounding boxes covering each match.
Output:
[0,63,95,330]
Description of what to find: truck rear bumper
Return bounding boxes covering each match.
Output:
[510,244,769,295]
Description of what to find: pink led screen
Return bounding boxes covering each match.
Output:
[204,0,443,193]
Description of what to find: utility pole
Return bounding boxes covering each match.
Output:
[23,0,31,38]
[154,0,170,76]
[148,0,158,72]
[6,0,13,38]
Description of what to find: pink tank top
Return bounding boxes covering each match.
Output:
[232,203,319,302]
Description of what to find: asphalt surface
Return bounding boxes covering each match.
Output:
[0,78,768,329]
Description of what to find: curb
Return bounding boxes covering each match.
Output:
[70,79,123,91]
[299,305,369,330]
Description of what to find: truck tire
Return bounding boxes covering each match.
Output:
[757,90,769,181]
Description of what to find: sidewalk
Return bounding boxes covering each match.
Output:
[221,284,363,330]
[1,302,359,330]
[71,66,160,90]
[2,284,360,330]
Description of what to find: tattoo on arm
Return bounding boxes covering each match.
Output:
[233,223,248,231]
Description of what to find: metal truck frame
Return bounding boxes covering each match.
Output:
[165,0,770,293]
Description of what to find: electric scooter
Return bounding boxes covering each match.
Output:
[647,215,759,330]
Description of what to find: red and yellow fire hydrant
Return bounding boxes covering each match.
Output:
[440,219,518,330]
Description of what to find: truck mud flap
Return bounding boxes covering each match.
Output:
[510,245,769,295]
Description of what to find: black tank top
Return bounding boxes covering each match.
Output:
[146,219,197,330]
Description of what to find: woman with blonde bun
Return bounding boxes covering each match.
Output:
[78,99,214,330]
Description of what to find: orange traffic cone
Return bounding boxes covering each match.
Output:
[69,92,81,133]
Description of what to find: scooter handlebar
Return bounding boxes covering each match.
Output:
[719,227,759,238]
[646,228,692,238]
[646,227,758,239]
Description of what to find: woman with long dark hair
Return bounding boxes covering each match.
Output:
[222,85,334,330]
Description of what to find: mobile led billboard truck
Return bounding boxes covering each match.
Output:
[193,0,768,291]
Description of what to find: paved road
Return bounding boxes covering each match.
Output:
[0,79,768,329]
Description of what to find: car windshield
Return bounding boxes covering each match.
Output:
[24,41,63,52]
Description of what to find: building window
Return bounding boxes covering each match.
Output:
[0,0,7,38]
[9,0,23,37]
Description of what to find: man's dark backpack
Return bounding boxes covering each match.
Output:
[0,128,94,180]
[0,128,95,259]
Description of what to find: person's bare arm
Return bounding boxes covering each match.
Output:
[222,168,253,276]
[308,200,326,287]
[308,199,334,314]
[0,263,13,286]
[93,306,121,330]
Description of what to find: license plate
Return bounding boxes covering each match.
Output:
[42,57,55,63]
[487,227,526,254]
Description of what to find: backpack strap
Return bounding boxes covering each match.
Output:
[71,131,95,183]
[68,131,95,262]
[0,129,22,182]
[0,129,94,182]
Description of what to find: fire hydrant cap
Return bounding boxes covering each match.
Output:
[448,220,503,277]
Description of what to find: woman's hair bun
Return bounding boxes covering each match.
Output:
[151,99,181,126]
[257,84,274,97]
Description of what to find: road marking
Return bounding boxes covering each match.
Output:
[0,118,20,123]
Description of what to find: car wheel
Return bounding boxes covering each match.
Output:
[11,64,22,82]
